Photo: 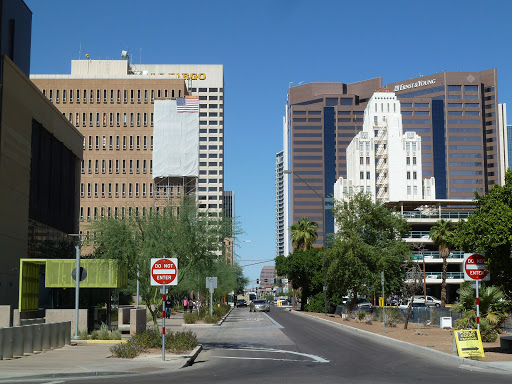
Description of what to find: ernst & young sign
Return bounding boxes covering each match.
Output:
[394,78,436,92]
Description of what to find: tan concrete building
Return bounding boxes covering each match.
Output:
[31,60,225,247]
[0,55,83,306]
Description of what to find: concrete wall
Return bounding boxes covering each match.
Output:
[0,305,11,327]
[45,309,87,337]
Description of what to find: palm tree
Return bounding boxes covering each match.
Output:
[429,219,454,307]
[291,217,318,251]
[453,282,510,342]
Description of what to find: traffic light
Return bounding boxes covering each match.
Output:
[256,279,259,285]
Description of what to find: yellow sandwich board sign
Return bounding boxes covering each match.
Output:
[454,329,485,358]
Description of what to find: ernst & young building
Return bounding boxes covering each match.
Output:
[281,69,506,256]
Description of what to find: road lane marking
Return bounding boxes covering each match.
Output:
[210,356,310,362]
[226,347,329,363]
[263,312,284,328]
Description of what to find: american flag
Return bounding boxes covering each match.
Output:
[176,97,199,113]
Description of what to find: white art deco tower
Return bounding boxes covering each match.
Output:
[334,88,436,203]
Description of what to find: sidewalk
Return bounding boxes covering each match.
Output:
[0,311,201,382]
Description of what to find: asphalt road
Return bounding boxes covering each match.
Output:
[62,307,512,384]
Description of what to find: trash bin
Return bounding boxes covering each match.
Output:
[440,317,452,329]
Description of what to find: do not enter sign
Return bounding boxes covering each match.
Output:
[151,258,178,286]
[464,253,489,281]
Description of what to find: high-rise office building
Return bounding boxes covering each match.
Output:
[275,150,285,256]
[31,60,224,242]
[507,125,512,169]
[284,70,506,251]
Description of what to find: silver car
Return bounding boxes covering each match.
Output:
[250,299,270,312]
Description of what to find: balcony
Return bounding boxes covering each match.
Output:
[412,250,464,262]
[406,271,464,282]
[402,211,473,220]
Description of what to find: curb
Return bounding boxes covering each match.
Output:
[0,343,203,382]
[73,339,126,344]
[290,310,512,373]
[181,307,233,327]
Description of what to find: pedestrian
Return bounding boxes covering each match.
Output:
[183,298,188,313]
[188,298,194,313]
[165,296,172,318]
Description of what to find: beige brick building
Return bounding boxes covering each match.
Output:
[31,60,225,247]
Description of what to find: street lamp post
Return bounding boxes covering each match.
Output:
[284,170,327,316]
[68,233,85,339]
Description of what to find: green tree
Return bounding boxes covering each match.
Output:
[234,264,249,294]
[455,168,512,298]
[328,193,410,309]
[429,219,454,308]
[453,282,510,342]
[275,248,323,311]
[291,217,318,251]
[91,198,226,329]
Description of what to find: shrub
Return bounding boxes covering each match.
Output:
[183,312,199,324]
[90,330,99,340]
[166,330,198,354]
[78,328,89,340]
[357,311,366,321]
[131,329,161,349]
[305,292,326,313]
[110,338,145,358]
[204,314,221,324]
[97,323,111,340]
[110,329,122,340]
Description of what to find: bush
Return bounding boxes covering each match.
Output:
[131,329,161,349]
[305,292,325,313]
[165,330,198,354]
[97,323,111,340]
[110,330,198,358]
[110,338,146,358]
[90,330,99,340]
[183,312,199,324]
[357,311,366,321]
[78,328,89,340]
[110,329,122,340]
[204,314,221,324]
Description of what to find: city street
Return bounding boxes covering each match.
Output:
[60,307,512,384]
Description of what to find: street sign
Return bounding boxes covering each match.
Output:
[463,253,489,281]
[151,258,178,286]
[206,276,217,289]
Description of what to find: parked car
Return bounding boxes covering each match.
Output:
[236,299,247,307]
[413,295,441,307]
[399,301,427,309]
[356,298,373,311]
[250,299,270,312]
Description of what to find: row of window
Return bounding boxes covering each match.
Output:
[81,182,178,199]
[44,88,183,104]
[79,203,222,222]
[81,158,223,175]
[69,111,153,127]
[84,135,153,151]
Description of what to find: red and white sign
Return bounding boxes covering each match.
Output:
[151,258,178,286]
[464,253,489,281]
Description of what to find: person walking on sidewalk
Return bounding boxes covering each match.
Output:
[183,298,189,313]
[165,296,172,318]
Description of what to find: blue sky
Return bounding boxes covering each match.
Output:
[25,0,512,287]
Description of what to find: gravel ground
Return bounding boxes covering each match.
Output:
[301,311,512,362]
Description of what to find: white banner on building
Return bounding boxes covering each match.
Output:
[152,100,199,177]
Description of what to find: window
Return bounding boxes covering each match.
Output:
[136,160,140,173]
[144,89,148,103]
[109,159,112,173]
[143,160,147,173]
[137,89,141,103]
[122,160,126,173]
[76,89,80,102]
[117,89,121,102]
[130,136,133,150]
[144,113,147,126]
[137,113,140,126]
[413,157,416,165]
[63,89,66,103]
[366,172,370,179]
[150,136,153,149]
[130,89,134,103]
[360,157,364,165]
[124,89,127,103]
[116,113,120,126]
[88,160,92,173]
[95,160,99,173]
[406,157,410,165]
[151,90,155,102]
[136,136,140,149]
[129,160,133,173]
[407,172,411,179]
[122,184,126,197]
[103,89,107,103]
[123,136,127,150]
[115,160,119,173]
[360,172,364,179]
[151,113,154,126]
[96,113,100,126]
[110,89,114,102]
[109,136,113,149]
[413,172,417,179]
[102,136,106,150]
[143,136,147,149]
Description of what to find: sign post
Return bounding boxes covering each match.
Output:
[206,277,217,317]
[381,271,385,334]
[151,257,178,361]
[463,253,489,332]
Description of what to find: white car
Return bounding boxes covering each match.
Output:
[413,295,441,307]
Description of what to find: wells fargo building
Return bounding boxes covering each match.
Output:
[31,60,224,243]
